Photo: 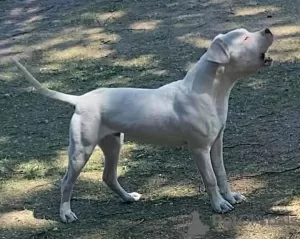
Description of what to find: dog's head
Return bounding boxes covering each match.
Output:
[206,28,274,74]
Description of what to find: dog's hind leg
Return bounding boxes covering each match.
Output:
[60,113,98,223]
[99,134,141,202]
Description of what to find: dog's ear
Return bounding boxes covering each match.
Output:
[206,36,230,64]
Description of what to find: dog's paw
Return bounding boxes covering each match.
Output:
[60,210,78,223]
[123,192,142,202]
[128,192,142,201]
[211,195,234,214]
[222,191,246,205]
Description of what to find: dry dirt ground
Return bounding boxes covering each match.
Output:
[1,0,300,238]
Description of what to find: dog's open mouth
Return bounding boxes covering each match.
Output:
[261,53,273,66]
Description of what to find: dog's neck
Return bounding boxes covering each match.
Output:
[183,54,239,118]
[184,54,238,93]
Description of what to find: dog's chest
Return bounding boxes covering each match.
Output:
[178,95,225,146]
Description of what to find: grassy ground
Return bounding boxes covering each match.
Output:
[1,0,300,238]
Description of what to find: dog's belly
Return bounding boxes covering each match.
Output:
[122,130,186,147]
[103,113,186,146]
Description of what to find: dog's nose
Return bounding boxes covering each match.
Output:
[264,28,272,34]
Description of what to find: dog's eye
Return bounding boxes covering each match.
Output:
[244,36,249,41]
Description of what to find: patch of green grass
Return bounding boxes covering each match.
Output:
[22,163,45,179]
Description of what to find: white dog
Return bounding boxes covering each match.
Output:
[11,27,274,223]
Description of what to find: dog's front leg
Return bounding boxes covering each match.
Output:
[210,130,246,205]
[190,147,234,213]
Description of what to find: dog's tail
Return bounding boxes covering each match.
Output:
[11,57,79,105]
